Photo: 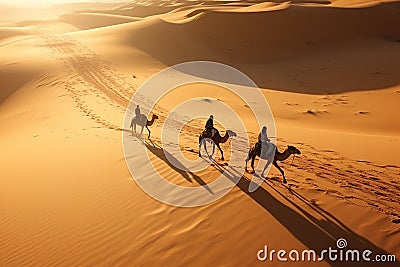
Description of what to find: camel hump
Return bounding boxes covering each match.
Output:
[139,114,147,125]
[133,114,147,126]
[202,128,219,138]
[260,142,276,159]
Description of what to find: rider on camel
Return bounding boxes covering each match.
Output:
[205,115,217,138]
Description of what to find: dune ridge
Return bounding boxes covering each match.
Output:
[59,12,140,30]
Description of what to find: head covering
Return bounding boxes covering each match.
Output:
[210,115,214,119]
[262,126,267,132]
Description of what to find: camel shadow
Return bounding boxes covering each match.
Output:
[211,164,399,266]
[123,131,398,265]
[144,139,213,194]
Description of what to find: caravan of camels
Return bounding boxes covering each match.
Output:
[130,109,301,183]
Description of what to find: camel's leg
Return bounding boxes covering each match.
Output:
[216,143,224,161]
[146,125,151,139]
[140,125,144,135]
[198,136,202,157]
[211,142,215,158]
[251,154,256,172]
[130,121,133,135]
[203,139,209,158]
[273,161,287,184]
[245,149,250,171]
[261,159,272,178]
[134,123,137,135]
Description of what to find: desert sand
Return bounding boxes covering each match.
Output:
[0,0,399,266]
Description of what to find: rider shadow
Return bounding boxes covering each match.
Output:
[145,139,213,195]
[209,164,398,266]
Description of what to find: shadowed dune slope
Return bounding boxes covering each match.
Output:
[76,2,400,93]
[0,27,29,41]
[59,13,140,30]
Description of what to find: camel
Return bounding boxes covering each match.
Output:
[198,129,237,160]
[245,143,301,184]
[130,114,159,138]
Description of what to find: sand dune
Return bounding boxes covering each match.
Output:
[1,0,399,266]
[88,4,179,17]
[70,1,400,162]
[0,31,63,103]
[76,2,400,90]
[0,27,30,41]
[59,12,140,30]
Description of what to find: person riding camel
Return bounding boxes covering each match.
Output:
[135,105,140,118]
[258,126,270,143]
[135,104,141,123]
[205,115,217,138]
[258,126,274,159]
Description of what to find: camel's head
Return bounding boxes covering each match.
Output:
[152,114,159,120]
[288,145,301,155]
[226,130,237,138]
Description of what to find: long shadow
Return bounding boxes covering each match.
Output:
[144,139,214,194]
[124,131,398,264]
[212,164,399,266]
